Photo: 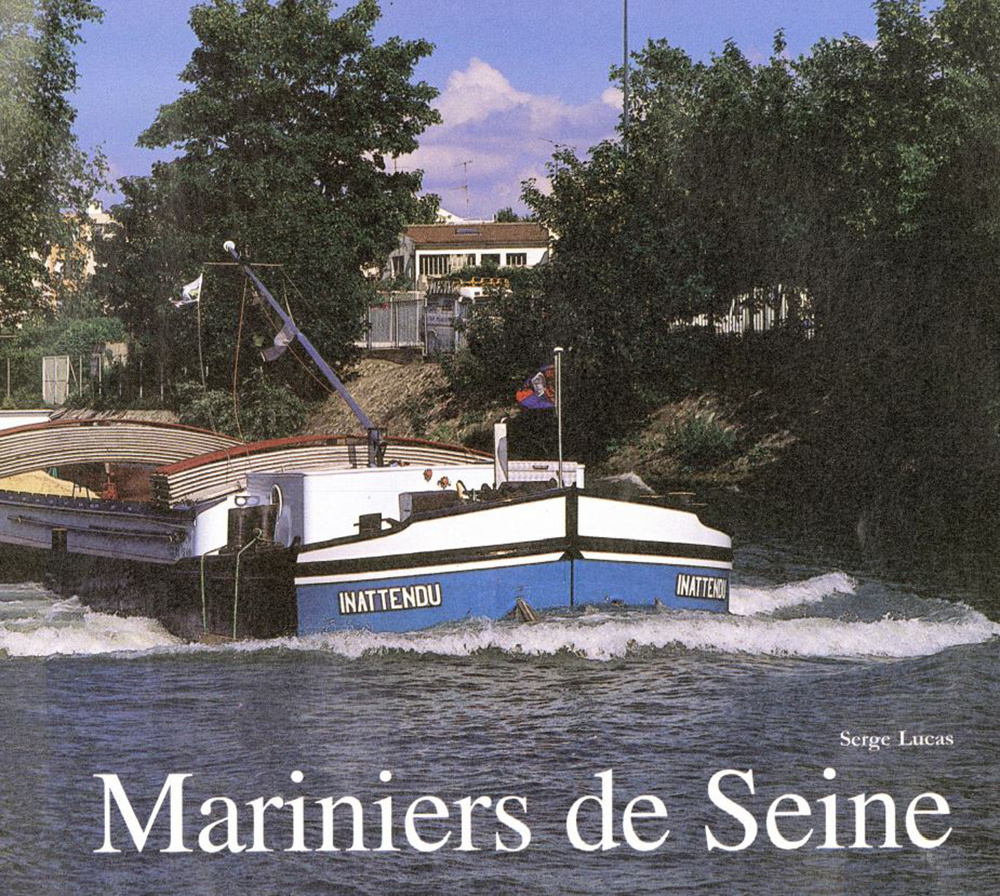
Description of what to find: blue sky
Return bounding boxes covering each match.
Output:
[74,1,881,219]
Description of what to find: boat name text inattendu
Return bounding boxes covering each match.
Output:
[339,583,443,615]
[675,574,727,600]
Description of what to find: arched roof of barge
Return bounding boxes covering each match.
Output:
[0,420,492,509]
[150,434,491,507]
[0,419,242,480]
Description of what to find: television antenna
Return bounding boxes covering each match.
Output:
[456,159,472,216]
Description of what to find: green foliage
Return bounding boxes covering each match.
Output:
[176,369,310,441]
[660,402,742,470]
[0,0,106,324]
[0,314,128,406]
[0,314,125,358]
[90,172,205,392]
[442,266,553,403]
[494,207,522,222]
[445,263,524,282]
[93,0,440,406]
[442,0,1000,548]
[410,193,442,224]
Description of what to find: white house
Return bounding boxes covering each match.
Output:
[386,222,552,290]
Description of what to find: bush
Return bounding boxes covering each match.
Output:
[625,398,742,472]
[176,369,310,441]
[665,404,741,468]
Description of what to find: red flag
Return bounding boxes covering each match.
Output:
[516,364,555,409]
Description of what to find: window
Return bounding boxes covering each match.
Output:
[391,255,405,276]
[505,253,527,267]
[480,253,501,267]
[419,255,451,276]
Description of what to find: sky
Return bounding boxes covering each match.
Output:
[72,1,883,220]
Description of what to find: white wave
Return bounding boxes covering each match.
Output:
[0,609,180,657]
[0,582,50,595]
[1,573,995,662]
[729,571,858,615]
[195,602,999,663]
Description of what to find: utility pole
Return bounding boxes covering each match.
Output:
[623,0,630,154]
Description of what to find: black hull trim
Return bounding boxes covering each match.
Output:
[297,536,733,579]
[0,543,298,641]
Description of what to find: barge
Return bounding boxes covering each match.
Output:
[0,244,732,640]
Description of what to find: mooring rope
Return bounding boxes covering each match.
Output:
[232,279,248,446]
[231,531,262,640]
[200,551,208,632]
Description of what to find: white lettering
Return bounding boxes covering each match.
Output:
[94,773,192,854]
[566,769,619,852]
[705,769,758,852]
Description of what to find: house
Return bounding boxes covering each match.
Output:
[386,222,552,290]
[362,220,553,354]
[40,203,112,309]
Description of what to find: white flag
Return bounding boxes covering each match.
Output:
[172,274,203,307]
[262,321,295,362]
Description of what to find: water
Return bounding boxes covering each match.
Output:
[1,545,997,895]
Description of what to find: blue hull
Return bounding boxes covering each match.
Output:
[296,557,729,634]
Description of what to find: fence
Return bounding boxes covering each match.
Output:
[673,286,814,338]
[0,349,145,408]
[357,284,815,357]
[357,293,474,354]
[42,355,71,405]
[357,294,423,350]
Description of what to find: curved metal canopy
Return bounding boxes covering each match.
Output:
[0,420,492,510]
[0,419,241,481]
[150,434,491,507]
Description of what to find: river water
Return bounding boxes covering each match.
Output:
[0,543,997,895]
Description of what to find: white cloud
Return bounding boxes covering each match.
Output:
[435,57,532,128]
[396,143,510,178]
[601,87,623,111]
[395,59,620,218]
[434,58,616,137]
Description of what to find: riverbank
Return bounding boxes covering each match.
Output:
[302,356,793,489]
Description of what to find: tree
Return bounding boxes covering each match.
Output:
[410,192,441,224]
[96,0,439,405]
[495,206,521,222]
[91,170,205,399]
[452,0,1000,556]
[784,0,1000,555]
[0,0,105,325]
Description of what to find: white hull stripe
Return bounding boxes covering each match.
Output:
[578,551,732,570]
[297,552,566,585]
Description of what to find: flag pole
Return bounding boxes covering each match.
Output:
[554,346,564,487]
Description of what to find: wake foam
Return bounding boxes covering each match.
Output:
[1,574,996,662]
[0,597,179,657]
[259,605,997,662]
[729,571,857,615]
